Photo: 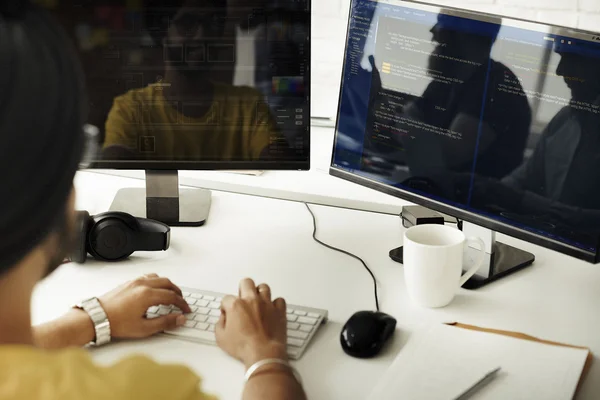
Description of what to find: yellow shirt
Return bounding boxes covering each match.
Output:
[104,83,274,160]
[0,346,216,400]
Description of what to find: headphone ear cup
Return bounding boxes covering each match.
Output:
[134,218,171,251]
[70,211,91,264]
[87,216,135,262]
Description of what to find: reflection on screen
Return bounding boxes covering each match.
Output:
[333,0,600,253]
[37,0,310,163]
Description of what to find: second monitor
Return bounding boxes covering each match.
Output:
[331,0,600,286]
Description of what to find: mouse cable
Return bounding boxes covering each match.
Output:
[304,203,380,312]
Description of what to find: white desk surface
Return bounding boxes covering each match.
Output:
[31,172,600,400]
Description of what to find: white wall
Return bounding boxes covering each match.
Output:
[311,0,600,118]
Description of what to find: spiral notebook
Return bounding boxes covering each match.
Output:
[368,323,592,400]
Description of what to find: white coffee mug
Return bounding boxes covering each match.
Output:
[403,224,485,308]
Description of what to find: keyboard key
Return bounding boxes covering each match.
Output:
[195,322,209,331]
[182,291,190,297]
[184,321,196,328]
[209,309,221,317]
[208,302,221,309]
[288,330,309,340]
[287,309,293,314]
[297,316,318,325]
[146,313,159,319]
[203,295,215,301]
[172,307,181,312]
[158,306,171,316]
[215,297,223,302]
[197,307,210,315]
[196,299,209,307]
[307,312,320,319]
[207,316,219,324]
[147,306,159,314]
[191,293,203,299]
[165,327,215,341]
[288,348,300,358]
[170,309,182,314]
[286,314,298,322]
[287,322,300,330]
[287,338,304,347]
[189,306,198,313]
[186,299,197,305]
[194,315,208,322]
[299,324,313,333]
[207,325,215,332]
[293,310,307,316]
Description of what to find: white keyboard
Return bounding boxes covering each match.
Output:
[146,287,328,360]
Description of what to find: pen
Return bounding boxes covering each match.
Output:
[454,367,501,400]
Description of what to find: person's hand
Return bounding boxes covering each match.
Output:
[98,273,191,339]
[216,278,288,368]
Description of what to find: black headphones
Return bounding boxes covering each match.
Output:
[71,211,171,263]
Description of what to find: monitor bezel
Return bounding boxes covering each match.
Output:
[329,0,600,263]
[91,159,311,170]
[86,0,312,172]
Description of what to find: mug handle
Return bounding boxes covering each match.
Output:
[458,237,486,287]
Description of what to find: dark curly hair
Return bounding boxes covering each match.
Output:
[143,0,227,46]
[0,0,86,271]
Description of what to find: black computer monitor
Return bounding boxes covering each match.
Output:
[41,0,311,225]
[330,0,600,287]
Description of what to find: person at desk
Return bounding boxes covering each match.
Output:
[503,44,600,209]
[482,42,600,244]
[365,12,531,180]
[0,3,304,399]
[102,0,279,162]
[452,43,600,247]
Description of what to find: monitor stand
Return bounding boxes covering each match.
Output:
[389,220,535,289]
[460,222,534,289]
[109,170,211,226]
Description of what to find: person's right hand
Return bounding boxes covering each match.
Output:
[215,278,288,368]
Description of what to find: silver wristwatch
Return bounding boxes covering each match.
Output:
[75,297,111,346]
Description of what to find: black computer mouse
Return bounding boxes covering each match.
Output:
[340,311,397,358]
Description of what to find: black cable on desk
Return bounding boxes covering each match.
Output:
[304,203,380,311]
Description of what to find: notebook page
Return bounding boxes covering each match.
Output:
[368,324,589,400]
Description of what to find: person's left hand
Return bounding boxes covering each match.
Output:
[98,273,191,339]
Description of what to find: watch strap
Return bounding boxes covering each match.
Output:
[78,297,111,346]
